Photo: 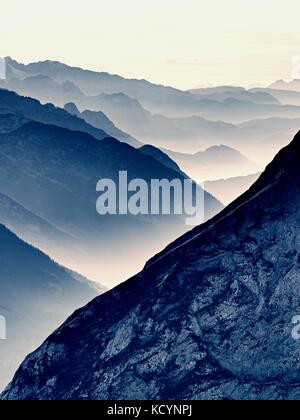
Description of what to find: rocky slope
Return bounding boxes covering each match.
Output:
[2,132,300,400]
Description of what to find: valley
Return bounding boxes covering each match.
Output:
[0,47,300,400]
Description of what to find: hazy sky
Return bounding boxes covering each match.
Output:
[1,0,300,89]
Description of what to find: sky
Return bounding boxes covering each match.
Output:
[1,0,300,89]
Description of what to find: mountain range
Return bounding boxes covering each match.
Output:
[2,58,300,167]
[5,57,300,120]
[2,131,299,400]
[250,87,300,106]
[139,145,261,203]
[165,145,260,181]
[4,57,204,115]
[0,191,74,252]
[269,79,300,92]
[0,88,109,141]
[64,102,141,148]
[188,86,280,105]
[0,90,222,285]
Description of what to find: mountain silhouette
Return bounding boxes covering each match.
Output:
[139,145,186,177]
[0,74,83,106]
[0,119,222,286]
[7,57,300,120]
[269,79,300,92]
[0,224,100,391]
[4,57,197,114]
[251,87,300,106]
[188,86,279,105]
[3,59,300,165]
[2,132,299,400]
[166,145,260,180]
[0,88,110,141]
[64,102,142,148]
[0,191,75,253]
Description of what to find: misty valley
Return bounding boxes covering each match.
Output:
[0,23,300,401]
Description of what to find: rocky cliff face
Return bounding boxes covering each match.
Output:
[2,132,300,400]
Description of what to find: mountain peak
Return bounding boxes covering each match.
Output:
[201,144,240,153]
[64,102,80,116]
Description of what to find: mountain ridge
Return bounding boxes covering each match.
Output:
[2,132,299,400]
[64,102,142,148]
[0,117,222,285]
[164,145,260,180]
[146,130,300,267]
[0,222,101,390]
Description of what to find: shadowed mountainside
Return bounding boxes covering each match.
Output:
[0,224,101,391]
[2,132,300,400]
[0,117,222,286]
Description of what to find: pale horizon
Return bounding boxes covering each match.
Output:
[1,0,300,89]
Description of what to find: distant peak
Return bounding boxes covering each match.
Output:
[64,102,80,116]
[205,144,233,151]
[196,144,242,156]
